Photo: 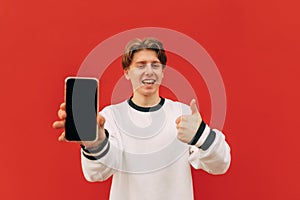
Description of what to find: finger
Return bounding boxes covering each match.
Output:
[58,131,66,142]
[175,116,182,124]
[58,109,66,119]
[60,102,66,110]
[189,99,199,115]
[97,114,106,128]
[52,120,65,129]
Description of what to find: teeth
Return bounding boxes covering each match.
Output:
[142,79,155,84]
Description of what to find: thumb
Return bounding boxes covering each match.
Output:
[97,114,106,128]
[175,116,182,124]
[189,99,199,115]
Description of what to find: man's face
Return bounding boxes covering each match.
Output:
[124,49,164,97]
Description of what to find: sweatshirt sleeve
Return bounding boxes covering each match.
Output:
[81,106,123,182]
[188,124,231,175]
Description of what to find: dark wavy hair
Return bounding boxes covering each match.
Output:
[122,37,167,69]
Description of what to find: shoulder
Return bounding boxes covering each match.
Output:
[100,100,128,116]
[163,98,191,115]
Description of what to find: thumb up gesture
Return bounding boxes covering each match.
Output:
[176,99,203,144]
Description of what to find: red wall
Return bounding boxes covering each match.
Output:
[1,0,299,199]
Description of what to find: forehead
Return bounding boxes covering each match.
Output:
[132,49,159,63]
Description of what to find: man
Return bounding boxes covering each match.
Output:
[53,38,231,200]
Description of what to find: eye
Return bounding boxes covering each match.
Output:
[137,64,146,69]
[152,63,162,68]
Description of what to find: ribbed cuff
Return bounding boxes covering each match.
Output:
[194,125,211,148]
[200,129,216,150]
[81,130,110,160]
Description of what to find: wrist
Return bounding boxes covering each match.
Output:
[188,120,206,146]
[81,129,110,160]
[81,129,109,151]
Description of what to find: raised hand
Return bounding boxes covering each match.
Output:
[175,99,202,144]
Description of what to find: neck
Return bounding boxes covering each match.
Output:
[131,93,161,107]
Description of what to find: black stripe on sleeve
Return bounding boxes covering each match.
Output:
[200,129,216,150]
[81,129,109,154]
[82,142,110,160]
[189,120,206,145]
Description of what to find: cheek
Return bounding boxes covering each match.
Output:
[128,71,143,83]
[131,70,144,79]
[156,70,164,79]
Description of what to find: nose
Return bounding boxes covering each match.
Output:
[144,64,154,75]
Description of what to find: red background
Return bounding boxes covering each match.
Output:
[1,0,299,199]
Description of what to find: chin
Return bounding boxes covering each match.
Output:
[138,88,158,96]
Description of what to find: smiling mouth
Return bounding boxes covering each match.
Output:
[142,79,156,85]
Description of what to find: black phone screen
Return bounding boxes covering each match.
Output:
[65,78,98,141]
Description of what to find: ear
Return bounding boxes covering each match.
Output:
[124,69,130,80]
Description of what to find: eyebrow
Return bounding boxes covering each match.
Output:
[134,60,161,64]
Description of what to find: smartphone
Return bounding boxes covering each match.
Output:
[65,77,98,141]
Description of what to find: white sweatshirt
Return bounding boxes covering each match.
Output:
[81,98,231,200]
